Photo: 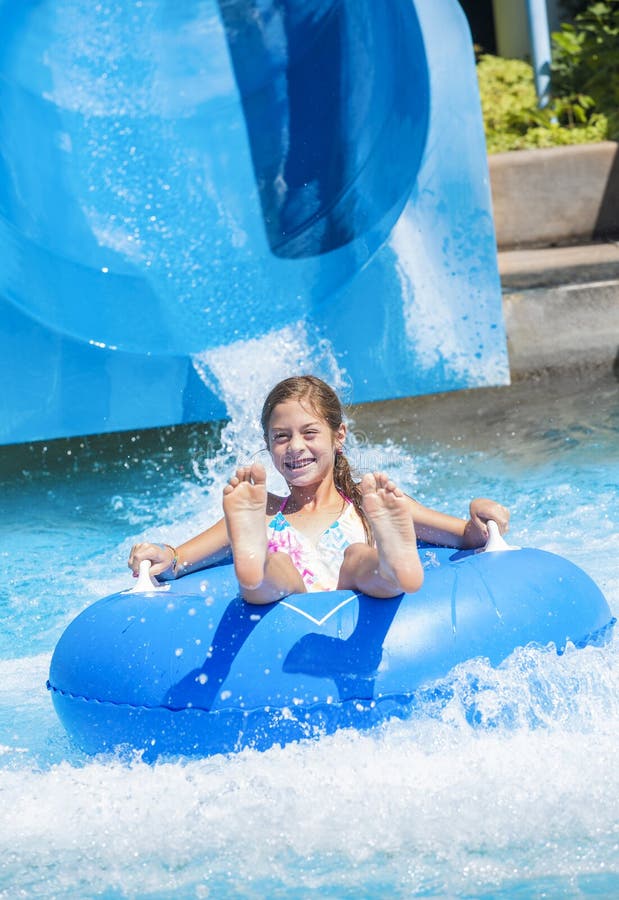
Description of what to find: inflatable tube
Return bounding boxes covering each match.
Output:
[48,542,614,760]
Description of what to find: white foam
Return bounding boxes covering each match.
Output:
[2,704,619,898]
[390,207,508,387]
[0,655,51,705]
[191,322,347,495]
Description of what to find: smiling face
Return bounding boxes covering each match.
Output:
[267,399,346,489]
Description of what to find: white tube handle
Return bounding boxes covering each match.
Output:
[128,559,168,593]
[483,520,519,553]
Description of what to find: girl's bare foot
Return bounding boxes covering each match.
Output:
[223,463,268,590]
[360,472,423,593]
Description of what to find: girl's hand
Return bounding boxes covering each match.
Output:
[128,542,176,579]
[464,498,510,547]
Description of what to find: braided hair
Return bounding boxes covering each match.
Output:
[261,375,371,543]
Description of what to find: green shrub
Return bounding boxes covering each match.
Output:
[477,1,618,153]
[552,1,619,139]
[477,54,608,153]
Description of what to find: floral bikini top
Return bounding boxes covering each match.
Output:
[266,496,366,592]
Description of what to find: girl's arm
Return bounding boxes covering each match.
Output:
[407,496,510,549]
[128,516,231,580]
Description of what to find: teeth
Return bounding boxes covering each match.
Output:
[288,459,313,469]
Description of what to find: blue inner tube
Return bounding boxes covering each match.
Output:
[48,543,614,760]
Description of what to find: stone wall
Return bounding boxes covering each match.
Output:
[489,142,619,249]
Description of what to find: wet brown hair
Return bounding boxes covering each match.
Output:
[261,375,371,542]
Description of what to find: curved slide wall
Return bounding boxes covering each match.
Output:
[0,0,508,444]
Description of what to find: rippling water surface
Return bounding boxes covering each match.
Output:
[1,369,618,899]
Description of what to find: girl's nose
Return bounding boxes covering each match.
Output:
[288,432,306,452]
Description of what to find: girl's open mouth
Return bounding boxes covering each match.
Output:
[286,458,315,470]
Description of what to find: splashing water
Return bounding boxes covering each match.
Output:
[191,322,350,492]
[1,367,618,899]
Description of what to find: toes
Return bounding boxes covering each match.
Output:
[250,462,267,485]
[224,463,267,496]
[374,472,402,496]
[373,472,393,493]
[360,472,377,495]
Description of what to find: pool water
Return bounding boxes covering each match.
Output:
[1,368,618,899]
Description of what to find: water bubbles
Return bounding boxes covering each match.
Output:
[422,550,440,569]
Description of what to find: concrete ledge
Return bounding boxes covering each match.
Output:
[352,367,617,451]
[503,279,619,378]
[499,240,619,290]
[490,142,619,249]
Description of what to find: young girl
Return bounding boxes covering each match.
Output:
[128,375,510,604]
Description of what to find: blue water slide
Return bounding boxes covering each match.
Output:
[0,0,508,444]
